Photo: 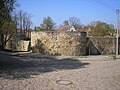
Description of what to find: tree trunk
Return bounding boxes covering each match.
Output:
[0,32,5,50]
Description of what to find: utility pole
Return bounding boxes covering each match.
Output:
[116,9,119,55]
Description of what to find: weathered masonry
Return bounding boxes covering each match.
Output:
[31,31,120,56]
[31,31,86,56]
[86,37,117,55]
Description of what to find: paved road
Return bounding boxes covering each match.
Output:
[0,54,120,90]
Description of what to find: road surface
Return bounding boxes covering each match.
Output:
[0,54,120,90]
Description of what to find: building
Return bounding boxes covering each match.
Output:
[57,25,76,32]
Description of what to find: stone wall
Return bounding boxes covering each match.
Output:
[31,31,120,56]
[17,40,30,51]
[31,31,87,56]
[5,40,30,51]
[86,37,118,55]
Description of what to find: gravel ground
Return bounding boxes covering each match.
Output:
[0,56,120,90]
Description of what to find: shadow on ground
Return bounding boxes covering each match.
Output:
[0,54,89,80]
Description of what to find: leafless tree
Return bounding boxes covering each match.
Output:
[12,10,32,36]
[69,17,82,30]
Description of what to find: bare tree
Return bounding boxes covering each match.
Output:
[69,17,82,30]
[12,10,32,38]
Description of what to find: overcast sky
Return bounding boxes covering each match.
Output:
[17,0,120,28]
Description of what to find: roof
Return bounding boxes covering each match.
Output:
[57,25,71,32]
[79,27,91,33]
